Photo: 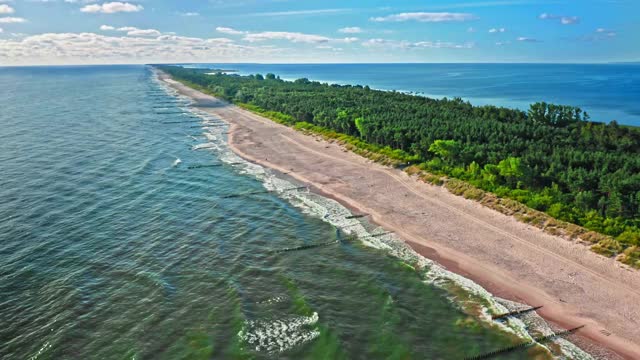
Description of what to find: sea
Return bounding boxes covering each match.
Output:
[184,63,640,127]
[0,65,597,359]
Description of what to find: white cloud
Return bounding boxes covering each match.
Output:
[362,38,473,49]
[370,12,476,22]
[0,31,278,65]
[244,31,332,44]
[100,25,163,37]
[489,28,506,33]
[560,16,579,25]
[316,45,343,52]
[248,8,350,17]
[80,2,143,14]
[0,27,3,33]
[538,13,580,25]
[180,12,199,17]
[338,27,362,34]
[0,17,25,23]
[362,38,388,47]
[495,41,510,46]
[413,41,474,49]
[517,36,539,42]
[126,28,161,37]
[0,4,14,14]
[580,28,617,41]
[241,31,358,44]
[467,27,476,33]
[216,26,246,35]
[596,28,616,37]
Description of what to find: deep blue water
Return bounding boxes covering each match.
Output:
[183,63,640,126]
[0,65,589,359]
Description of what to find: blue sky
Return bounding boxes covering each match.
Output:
[0,0,637,65]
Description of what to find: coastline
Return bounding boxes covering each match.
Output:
[158,70,640,359]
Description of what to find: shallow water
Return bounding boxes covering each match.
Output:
[0,65,585,359]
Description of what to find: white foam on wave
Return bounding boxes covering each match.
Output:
[172,158,182,167]
[152,68,592,359]
[238,312,320,354]
[257,295,287,305]
[191,143,216,151]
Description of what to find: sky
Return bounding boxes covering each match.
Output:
[0,0,638,65]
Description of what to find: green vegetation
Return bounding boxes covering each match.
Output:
[158,65,640,267]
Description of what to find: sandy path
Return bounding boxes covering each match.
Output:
[161,74,640,359]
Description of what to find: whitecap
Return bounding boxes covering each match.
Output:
[238,312,320,354]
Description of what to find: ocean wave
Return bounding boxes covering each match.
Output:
[238,312,320,354]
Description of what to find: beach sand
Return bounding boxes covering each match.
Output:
[160,72,640,359]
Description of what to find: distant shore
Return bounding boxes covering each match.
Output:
[158,70,640,360]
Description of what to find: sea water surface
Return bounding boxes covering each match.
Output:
[0,65,588,359]
[184,63,640,127]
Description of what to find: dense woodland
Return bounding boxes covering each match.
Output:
[159,66,640,250]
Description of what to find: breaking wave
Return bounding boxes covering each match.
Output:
[238,312,320,354]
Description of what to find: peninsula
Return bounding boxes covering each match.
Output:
[157,66,640,359]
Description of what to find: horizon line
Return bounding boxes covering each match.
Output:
[2,61,639,68]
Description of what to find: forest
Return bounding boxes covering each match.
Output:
[158,65,640,261]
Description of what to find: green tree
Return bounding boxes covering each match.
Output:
[355,117,368,139]
[429,140,461,164]
[497,157,524,187]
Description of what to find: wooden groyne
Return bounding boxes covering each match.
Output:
[273,240,341,254]
[363,231,393,238]
[161,121,202,125]
[464,325,585,360]
[345,214,368,219]
[154,111,187,115]
[222,186,307,199]
[492,306,543,321]
[187,162,243,169]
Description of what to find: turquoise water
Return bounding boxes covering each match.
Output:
[184,63,640,127]
[0,65,580,359]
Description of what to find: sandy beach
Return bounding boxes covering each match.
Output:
[160,72,640,359]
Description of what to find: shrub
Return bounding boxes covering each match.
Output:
[463,188,485,200]
[591,238,623,257]
[620,247,640,268]
[617,231,640,246]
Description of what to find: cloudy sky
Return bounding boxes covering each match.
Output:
[0,0,637,65]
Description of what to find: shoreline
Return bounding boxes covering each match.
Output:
[158,70,640,359]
